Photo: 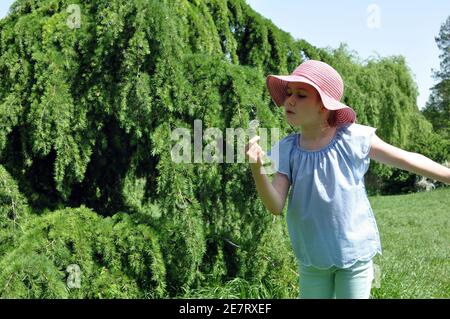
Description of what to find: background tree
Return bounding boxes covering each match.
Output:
[422,16,450,141]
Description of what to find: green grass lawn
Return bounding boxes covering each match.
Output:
[369,187,450,298]
[179,187,450,299]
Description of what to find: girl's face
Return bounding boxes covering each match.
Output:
[282,82,326,127]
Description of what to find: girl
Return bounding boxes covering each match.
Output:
[245,59,450,299]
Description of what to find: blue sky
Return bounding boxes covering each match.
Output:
[1,1,449,110]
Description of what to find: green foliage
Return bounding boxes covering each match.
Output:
[0,250,68,298]
[246,217,299,298]
[0,0,448,298]
[0,206,166,298]
[369,188,450,298]
[0,165,29,256]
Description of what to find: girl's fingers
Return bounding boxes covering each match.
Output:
[256,149,265,165]
[246,136,265,164]
[246,145,265,164]
[245,136,261,152]
[249,135,260,144]
[249,143,261,155]
[247,136,260,150]
[247,145,260,162]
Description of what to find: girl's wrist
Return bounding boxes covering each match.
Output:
[250,163,265,176]
[250,162,262,169]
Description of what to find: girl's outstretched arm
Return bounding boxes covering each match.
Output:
[369,133,450,184]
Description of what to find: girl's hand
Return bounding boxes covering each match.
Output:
[245,135,265,166]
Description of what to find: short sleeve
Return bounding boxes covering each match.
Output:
[342,123,377,176]
[354,124,377,159]
[266,134,295,184]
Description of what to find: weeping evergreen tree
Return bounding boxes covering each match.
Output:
[0,165,29,257]
[0,0,447,298]
[0,204,166,298]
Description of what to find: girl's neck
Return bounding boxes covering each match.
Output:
[300,123,336,142]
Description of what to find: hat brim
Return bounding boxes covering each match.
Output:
[266,74,356,125]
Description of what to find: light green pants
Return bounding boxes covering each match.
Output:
[298,259,374,299]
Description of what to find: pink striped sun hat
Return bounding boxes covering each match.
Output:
[266,59,356,126]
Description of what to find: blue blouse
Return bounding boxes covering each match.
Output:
[267,123,382,269]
